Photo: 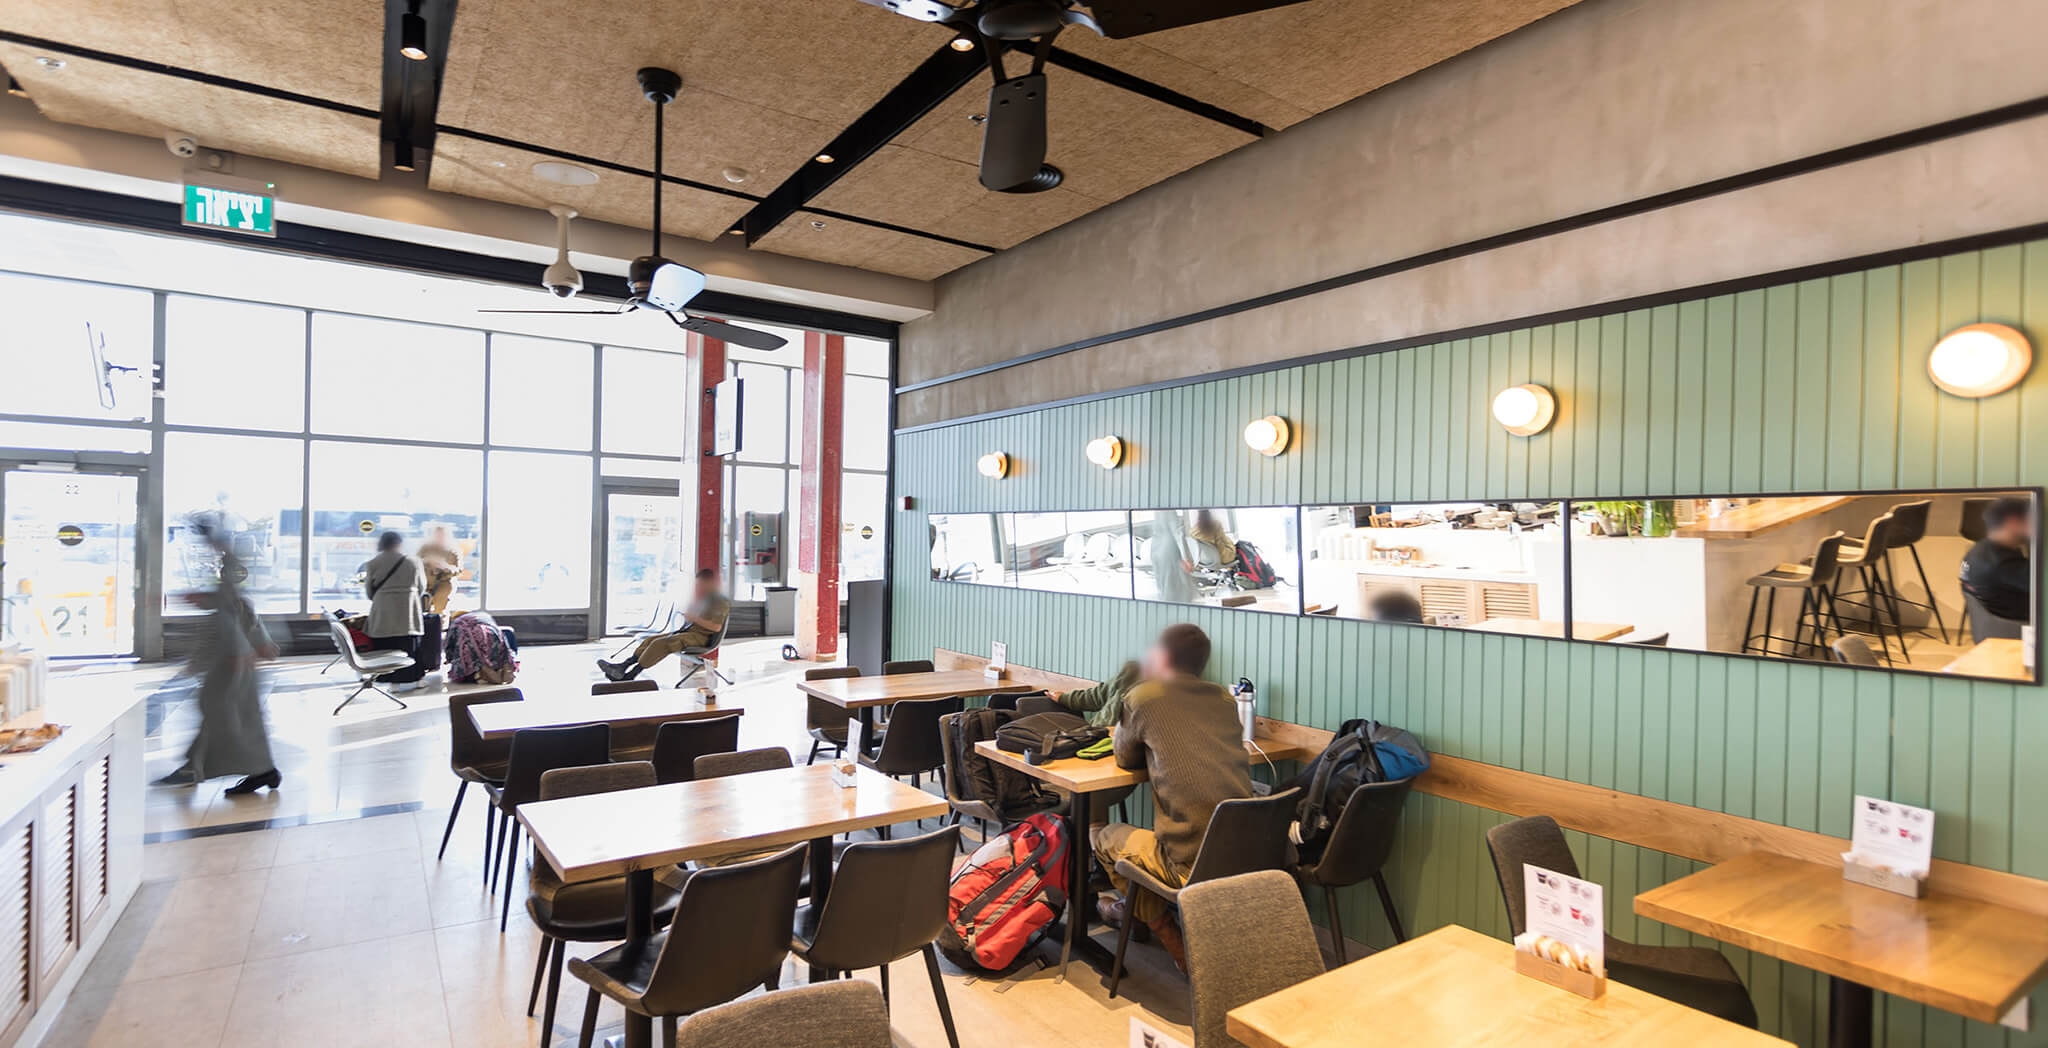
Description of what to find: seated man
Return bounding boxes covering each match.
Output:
[1189,510,1238,571]
[597,569,730,681]
[1961,496,2033,623]
[1092,623,1250,970]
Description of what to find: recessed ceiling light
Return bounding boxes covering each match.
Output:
[810,220,827,230]
[489,159,507,168]
[815,153,835,164]
[949,37,976,51]
[969,113,987,124]
[5,77,25,98]
[33,56,64,70]
[726,227,743,236]
[721,166,750,184]
[530,160,599,186]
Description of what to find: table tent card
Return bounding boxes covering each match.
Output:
[1513,864,1606,997]
[1842,794,1934,897]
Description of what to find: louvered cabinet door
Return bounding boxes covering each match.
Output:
[1477,582,1538,621]
[0,817,32,1045]
[76,755,110,933]
[34,786,74,995]
[1417,581,1477,624]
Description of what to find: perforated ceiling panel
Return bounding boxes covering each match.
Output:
[752,210,990,281]
[427,136,753,243]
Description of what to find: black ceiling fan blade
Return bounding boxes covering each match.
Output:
[476,308,629,315]
[979,72,1049,190]
[1083,0,1314,37]
[676,314,789,351]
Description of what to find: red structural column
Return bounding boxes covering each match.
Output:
[796,330,844,658]
[686,327,727,582]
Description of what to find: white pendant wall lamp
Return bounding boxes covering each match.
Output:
[1085,436,1124,470]
[1243,415,1291,457]
[1927,323,2032,398]
[976,452,1009,479]
[1491,383,1556,436]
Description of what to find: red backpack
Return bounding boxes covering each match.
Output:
[938,812,1069,973]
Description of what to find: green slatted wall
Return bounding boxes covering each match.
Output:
[891,238,2048,1047]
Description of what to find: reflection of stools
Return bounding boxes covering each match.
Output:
[1958,497,1996,640]
[1848,500,1947,643]
[1742,532,1847,659]
[1826,514,1906,665]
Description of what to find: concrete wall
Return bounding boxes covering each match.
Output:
[897,0,2048,425]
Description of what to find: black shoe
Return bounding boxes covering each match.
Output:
[598,659,634,682]
[225,769,282,795]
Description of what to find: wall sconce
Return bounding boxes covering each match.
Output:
[1491,383,1556,436]
[1928,323,2032,398]
[976,452,1009,479]
[1242,416,1291,457]
[1085,435,1124,470]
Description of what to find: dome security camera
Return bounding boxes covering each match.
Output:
[164,132,198,158]
[540,205,583,299]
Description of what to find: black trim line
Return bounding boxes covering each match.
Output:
[0,31,379,118]
[805,207,996,254]
[434,124,761,203]
[895,92,2048,396]
[1041,46,1269,138]
[894,219,2048,433]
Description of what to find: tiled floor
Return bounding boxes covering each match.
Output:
[44,639,1206,1047]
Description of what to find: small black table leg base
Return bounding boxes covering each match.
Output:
[1828,976,1874,1048]
[617,869,654,1048]
[856,708,878,759]
[1052,791,1124,981]
[807,834,838,983]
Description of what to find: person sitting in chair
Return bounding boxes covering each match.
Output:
[597,569,730,681]
[1961,496,2033,623]
[1189,510,1238,572]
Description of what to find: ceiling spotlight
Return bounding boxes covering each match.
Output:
[949,36,977,51]
[5,77,25,98]
[726,227,743,236]
[1085,436,1123,470]
[810,220,827,230]
[1928,322,2032,398]
[391,137,416,172]
[531,160,599,186]
[976,452,1009,479]
[33,56,64,70]
[400,2,429,60]
[815,153,835,164]
[721,166,750,184]
[1243,416,1291,457]
[1491,383,1557,436]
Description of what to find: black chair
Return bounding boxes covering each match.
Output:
[569,843,809,1048]
[1958,497,1998,639]
[788,826,962,1048]
[525,762,681,1042]
[1485,815,1758,1028]
[860,696,961,838]
[984,693,1021,712]
[652,715,742,784]
[1015,695,1063,716]
[591,679,660,696]
[437,687,520,867]
[1868,499,1949,642]
[491,723,612,931]
[696,746,793,780]
[882,659,935,675]
[1295,778,1412,964]
[937,711,1062,850]
[1108,788,1302,999]
[804,667,860,765]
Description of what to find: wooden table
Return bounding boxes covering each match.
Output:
[468,692,741,741]
[1941,637,2030,681]
[799,670,1033,753]
[1225,924,1788,1048]
[1674,496,1855,539]
[1635,851,2048,1046]
[517,764,947,1048]
[1464,618,1634,641]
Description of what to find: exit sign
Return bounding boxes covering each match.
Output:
[183,183,275,236]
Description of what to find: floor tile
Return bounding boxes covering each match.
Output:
[246,848,434,959]
[39,964,242,1048]
[142,830,281,882]
[218,932,451,1048]
[271,811,422,865]
[103,869,269,981]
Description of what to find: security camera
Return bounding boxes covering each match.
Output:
[541,205,583,299]
[164,132,198,158]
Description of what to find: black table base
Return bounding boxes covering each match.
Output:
[1829,976,1874,1048]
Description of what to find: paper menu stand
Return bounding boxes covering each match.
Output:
[1842,794,1933,898]
[1513,865,1606,999]
[985,641,1008,681]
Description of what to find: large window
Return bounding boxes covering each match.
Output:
[490,336,593,450]
[164,296,306,431]
[307,441,482,613]
[486,451,592,609]
[601,347,687,455]
[0,272,153,421]
[310,314,485,443]
[163,432,305,613]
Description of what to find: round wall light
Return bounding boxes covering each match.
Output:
[1084,435,1124,470]
[1243,415,1291,457]
[1927,322,2032,398]
[976,452,1009,479]
[1491,383,1557,436]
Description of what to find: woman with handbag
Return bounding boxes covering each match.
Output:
[358,531,427,691]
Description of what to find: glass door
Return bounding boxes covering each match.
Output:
[1,469,140,656]
[602,489,681,634]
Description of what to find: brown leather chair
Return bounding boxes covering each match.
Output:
[803,667,860,765]
[491,724,612,930]
[591,679,660,696]
[437,687,521,867]
[788,826,961,1048]
[881,659,935,675]
[652,715,742,784]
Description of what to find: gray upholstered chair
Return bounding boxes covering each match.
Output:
[673,982,891,1048]
[695,746,793,780]
[1295,777,1412,963]
[1484,815,1758,1028]
[788,826,961,1048]
[1180,871,1326,1048]
[1964,590,2027,643]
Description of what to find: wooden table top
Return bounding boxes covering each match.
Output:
[1225,924,1788,1048]
[1464,618,1634,641]
[974,733,1317,793]
[796,670,1034,709]
[1941,638,2031,681]
[1673,496,1853,539]
[1634,851,2048,1024]
[516,763,947,882]
[468,693,742,741]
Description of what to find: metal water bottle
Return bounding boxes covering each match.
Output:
[1231,677,1256,744]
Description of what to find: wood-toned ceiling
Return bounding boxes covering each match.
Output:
[0,0,1581,282]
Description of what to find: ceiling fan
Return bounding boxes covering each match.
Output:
[480,68,787,352]
[855,0,1310,190]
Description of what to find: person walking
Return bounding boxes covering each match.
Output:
[154,522,282,793]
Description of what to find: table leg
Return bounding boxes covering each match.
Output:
[618,869,653,1048]
[1066,791,1093,959]
[857,707,877,758]
[1828,976,1874,1048]
[807,835,836,983]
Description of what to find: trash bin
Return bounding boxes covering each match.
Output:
[763,586,797,636]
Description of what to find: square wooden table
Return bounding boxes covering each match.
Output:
[1226,924,1790,1048]
[798,670,1033,753]
[516,763,946,1048]
[467,692,741,741]
[1635,851,2048,1046]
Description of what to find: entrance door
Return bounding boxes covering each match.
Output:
[602,490,682,634]
[1,469,140,656]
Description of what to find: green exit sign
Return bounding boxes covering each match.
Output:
[182,183,275,236]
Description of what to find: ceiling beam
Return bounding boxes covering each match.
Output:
[1042,45,1270,137]
[0,30,376,118]
[378,0,458,170]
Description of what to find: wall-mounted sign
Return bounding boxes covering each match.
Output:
[358,519,376,535]
[860,525,874,540]
[183,181,276,237]
[55,524,84,547]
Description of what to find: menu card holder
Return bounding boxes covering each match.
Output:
[1514,866,1606,999]
[1513,949,1606,999]
[1843,794,1934,899]
[1841,855,1927,898]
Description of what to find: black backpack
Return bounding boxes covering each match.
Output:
[995,711,1109,765]
[942,708,1060,814]
[1234,540,1278,588]
[1281,718,1430,860]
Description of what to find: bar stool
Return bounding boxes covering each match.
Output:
[1846,500,1947,643]
[1741,532,1847,660]
[1823,514,1907,665]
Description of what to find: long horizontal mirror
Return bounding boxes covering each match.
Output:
[1302,502,1567,632]
[1567,491,2038,682]
[1004,511,1135,597]
[1134,507,1301,613]
[928,512,1007,585]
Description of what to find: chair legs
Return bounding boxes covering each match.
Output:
[1324,886,1346,965]
[437,780,468,861]
[879,961,890,1007]
[1107,895,1137,1000]
[923,944,962,1048]
[333,678,407,716]
[577,988,600,1048]
[661,1016,678,1045]
[540,937,566,1042]
[527,934,551,1016]
[500,818,521,931]
[1373,872,1406,943]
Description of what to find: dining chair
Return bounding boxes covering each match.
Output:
[804,667,860,765]
[326,618,414,714]
[937,711,1062,851]
[859,695,961,838]
[652,715,742,784]
[1294,778,1413,964]
[1622,632,1670,646]
[1181,871,1326,1048]
[491,723,612,930]
[674,618,732,688]
[1832,636,1881,665]
[569,843,809,1048]
[881,659,935,675]
[590,679,660,696]
[1485,815,1758,1028]
[695,746,793,780]
[437,687,521,866]
[787,826,962,1048]
[673,982,891,1048]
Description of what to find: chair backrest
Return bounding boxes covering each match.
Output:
[1483,815,1581,937]
[882,659,935,676]
[869,695,961,777]
[652,715,742,784]
[1186,788,1302,887]
[674,982,891,1048]
[644,843,809,1016]
[804,667,860,731]
[1015,695,1062,717]
[447,686,522,772]
[330,618,403,675]
[1807,531,1848,586]
[1306,778,1413,884]
[591,679,660,696]
[1961,497,1996,543]
[1181,871,1326,1048]
[539,760,655,801]
[500,723,612,810]
[804,826,960,969]
[1832,636,1880,666]
[985,693,1020,712]
[1883,499,1932,547]
[1623,632,1670,647]
[1856,514,1893,560]
[695,746,793,779]
[1964,590,2027,643]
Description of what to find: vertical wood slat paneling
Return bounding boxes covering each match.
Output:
[889,237,2048,1048]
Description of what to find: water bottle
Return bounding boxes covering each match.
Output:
[1231,677,1256,744]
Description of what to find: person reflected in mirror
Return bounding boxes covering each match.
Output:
[598,568,729,681]
[154,515,281,793]
[1190,509,1239,572]
[1149,512,1197,603]
[360,530,428,692]
[1961,497,2033,624]
[1091,623,1250,971]
[1367,590,1426,624]
[418,524,462,616]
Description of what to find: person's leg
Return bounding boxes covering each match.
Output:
[1089,823,1188,966]
[637,630,710,670]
